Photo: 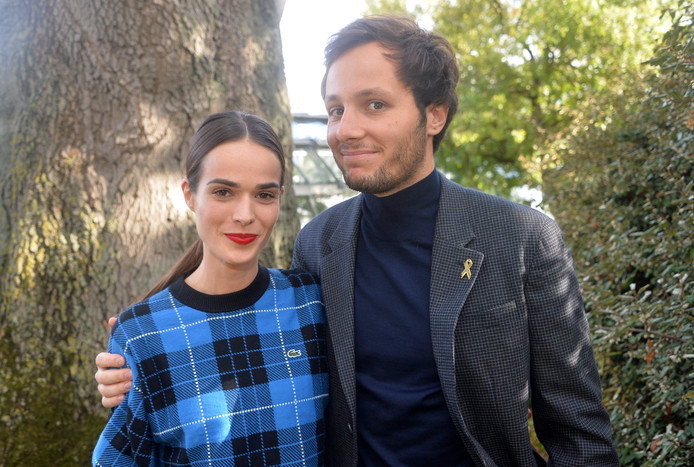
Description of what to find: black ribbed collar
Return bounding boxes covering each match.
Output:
[361,169,441,242]
[169,266,270,313]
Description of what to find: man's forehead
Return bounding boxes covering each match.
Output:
[321,41,397,98]
[324,87,392,103]
[323,46,406,98]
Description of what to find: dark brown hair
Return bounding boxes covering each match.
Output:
[321,15,459,153]
[137,110,285,302]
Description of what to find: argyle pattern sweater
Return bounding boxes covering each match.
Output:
[93,267,328,466]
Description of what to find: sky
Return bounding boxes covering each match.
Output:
[280,0,367,116]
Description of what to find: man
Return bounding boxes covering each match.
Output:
[96,15,618,466]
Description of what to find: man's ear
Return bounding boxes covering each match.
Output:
[426,103,449,137]
[181,179,195,212]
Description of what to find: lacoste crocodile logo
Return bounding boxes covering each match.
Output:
[287,349,302,358]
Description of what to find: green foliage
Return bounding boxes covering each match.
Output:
[365,0,410,15]
[438,0,676,198]
[372,0,673,199]
[543,2,694,464]
[365,0,433,17]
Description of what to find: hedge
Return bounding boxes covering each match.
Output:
[542,1,693,464]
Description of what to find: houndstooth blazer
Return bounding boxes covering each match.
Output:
[292,172,618,467]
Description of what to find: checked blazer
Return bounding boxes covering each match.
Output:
[292,172,618,467]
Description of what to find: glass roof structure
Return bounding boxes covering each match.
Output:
[291,114,356,225]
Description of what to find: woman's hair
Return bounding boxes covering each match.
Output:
[321,14,459,153]
[136,110,285,302]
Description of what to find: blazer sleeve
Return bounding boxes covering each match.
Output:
[291,218,323,277]
[524,217,619,466]
[92,328,156,467]
[291,228,307,271]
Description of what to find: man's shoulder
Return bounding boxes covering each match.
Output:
[440,175,551,225]
[299,194,361,236]
[292,195,362,272]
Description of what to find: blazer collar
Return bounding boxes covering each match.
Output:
[327,194,363,253]
[436,174,477,247]
[320,194,362,418]
[430,173,483,439]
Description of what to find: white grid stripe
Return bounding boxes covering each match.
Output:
[170,294,213,466]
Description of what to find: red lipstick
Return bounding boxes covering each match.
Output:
[225,233,258,245]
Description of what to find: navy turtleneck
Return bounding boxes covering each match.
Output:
[354,169,471,466]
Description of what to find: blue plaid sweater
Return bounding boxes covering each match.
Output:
[93,267,328,466]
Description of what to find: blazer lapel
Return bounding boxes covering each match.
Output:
[429,175,483,436]
[320,195,362,420]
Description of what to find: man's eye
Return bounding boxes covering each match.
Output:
[213,189,230,197]
[368,101,385,110]
[257,192,276,200]
[328,107,343,118]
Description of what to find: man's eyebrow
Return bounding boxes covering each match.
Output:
[324,87,390,103]
[356,88,390,99]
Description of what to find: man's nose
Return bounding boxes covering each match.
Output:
[335,107,365,142]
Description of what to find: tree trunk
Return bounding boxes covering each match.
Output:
[0,0,298,463]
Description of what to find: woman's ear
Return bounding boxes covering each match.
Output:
[181,179,195,212]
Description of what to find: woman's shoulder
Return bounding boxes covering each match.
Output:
[267,267,320,287]
[265,268,323,308]
[113,287,175,335]
[265,268,325,326]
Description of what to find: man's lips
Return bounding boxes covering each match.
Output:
[225,233,258,245]
[338,145,379,158]
[340,149,378,165]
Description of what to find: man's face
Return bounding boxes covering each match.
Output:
[323,42,436,197]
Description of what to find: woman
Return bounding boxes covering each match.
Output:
[93,111,328,466]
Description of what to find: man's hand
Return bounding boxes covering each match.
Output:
[95,317,132,408]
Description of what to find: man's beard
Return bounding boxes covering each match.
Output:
[341,118,428,195]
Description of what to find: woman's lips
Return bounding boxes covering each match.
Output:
[225,233,258,245]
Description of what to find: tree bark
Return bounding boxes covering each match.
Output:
[0,0,297,463]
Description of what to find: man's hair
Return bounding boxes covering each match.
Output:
[321,15,459,153]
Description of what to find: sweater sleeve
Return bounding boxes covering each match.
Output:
[92,325,156,466]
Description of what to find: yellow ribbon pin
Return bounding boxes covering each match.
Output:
[461,259,473,280]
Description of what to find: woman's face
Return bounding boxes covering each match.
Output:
[183,139,283,275]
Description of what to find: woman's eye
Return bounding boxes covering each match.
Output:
[258,192,276,200]
[213,189,230,197]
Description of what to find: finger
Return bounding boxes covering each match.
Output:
[108,316,117,331]
[95,352,126,370]
[98,379,132,398]
[102,393,126,409]
[95,367,132,386]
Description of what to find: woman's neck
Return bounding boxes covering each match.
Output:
[184,260,259,295]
